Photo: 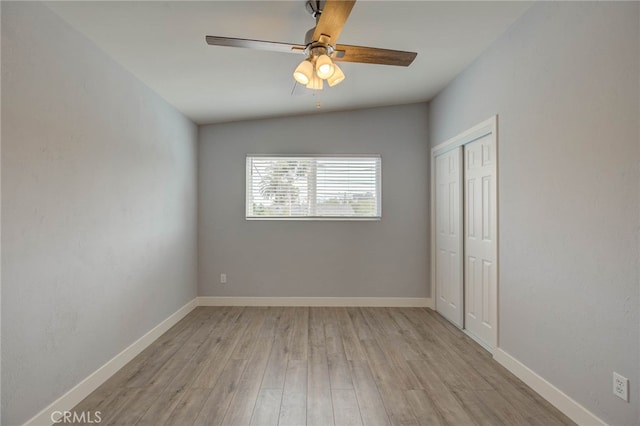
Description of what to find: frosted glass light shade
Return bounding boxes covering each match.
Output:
[315,54,335,80]
[293,60,313,85]
[327,64,345,87]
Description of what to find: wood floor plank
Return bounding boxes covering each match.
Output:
[278,359,308,426]
[404,389,444,426]
[452,389,530,426]
[261,309,296,389]
[382,335,423,362]
[260,336,290,389]
[289,306,309,360]
[105,387,162,425]
[377,385,420,426]
[346,307,375,341]
[361,335,422,392]
[361,307,404,338]
[89,387,146,425]
[231,307,267,360]
[349,360,391,426]
[124,309,215,389]
[222,337,274,425]
[359,338,398,385]
[163,388,211,426]
[360,310,423,390]
[393,308,443,345]
[332,388,363,426]
[193,359,247,426]
[71,384,120,418]
[325,321,354,390]
[374,337,423,390]
[308,307,326,347]
[385,308,424,341]
[307,309,334,426]
[274,305,295,339]
[209,306,246,338]
[71,307,575,426]
[190,308,251,389]
[414,338,492,391]
[335,308,367,361]
[190,336,242,389]
[135,387,188,426]
[250,388,282,426]
[259,307,282,338]
[406,359,476,426]
[360,307,396,337]
[164,334,222,390]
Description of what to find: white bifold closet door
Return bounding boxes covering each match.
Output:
[464,135,497,348]
[435,147,464,328]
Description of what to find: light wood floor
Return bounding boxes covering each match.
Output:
[72,307,574,425]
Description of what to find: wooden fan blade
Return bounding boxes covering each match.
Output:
[333,44,417,66]
[312,0,356,44]
[205,36,305,54]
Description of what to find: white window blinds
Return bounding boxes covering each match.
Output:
[246,155,381,220]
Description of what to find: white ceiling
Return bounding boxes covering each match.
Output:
[46,1,532,125]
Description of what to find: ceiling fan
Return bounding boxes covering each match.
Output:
[205,0,417,90]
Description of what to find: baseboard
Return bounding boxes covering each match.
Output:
[24,298,198,426]
[493,348,606,426]
[197,296,433,308]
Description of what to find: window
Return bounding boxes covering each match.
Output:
[246,155,381,220]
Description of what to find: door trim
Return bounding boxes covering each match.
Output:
[430,115,499,351]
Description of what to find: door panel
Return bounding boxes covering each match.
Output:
[464,135,497,349]
[435,147,463,328]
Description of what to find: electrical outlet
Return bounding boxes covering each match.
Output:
[220,273,227,284]
[613,372,629,402]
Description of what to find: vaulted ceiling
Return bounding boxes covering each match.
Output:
[46,1,532,124]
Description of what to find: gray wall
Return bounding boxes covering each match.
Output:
[199,104,429,298]
[1,3,198,424]
[429,2,639,424]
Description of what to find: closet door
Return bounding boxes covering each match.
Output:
[464,135,497,349]
[435,147,464,328]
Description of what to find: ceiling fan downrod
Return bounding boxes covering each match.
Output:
[305,0,324,21]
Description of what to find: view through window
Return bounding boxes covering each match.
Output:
[246,155,381,219]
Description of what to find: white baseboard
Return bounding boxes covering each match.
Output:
[197,296,432,308]
[24,298,198,426]
[493,348,606,426]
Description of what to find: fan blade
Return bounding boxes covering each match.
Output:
[312,0,356,44]
[205,36,305,54]
[333,44,417,66]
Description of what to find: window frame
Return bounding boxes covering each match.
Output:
[245,154,382,221]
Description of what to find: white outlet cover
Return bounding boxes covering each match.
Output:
[613,372,629,402]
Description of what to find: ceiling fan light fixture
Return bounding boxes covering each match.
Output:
[327,63,345,87]
[315,54,335,79]
[306,72,324,90]
[293,59,314,85]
